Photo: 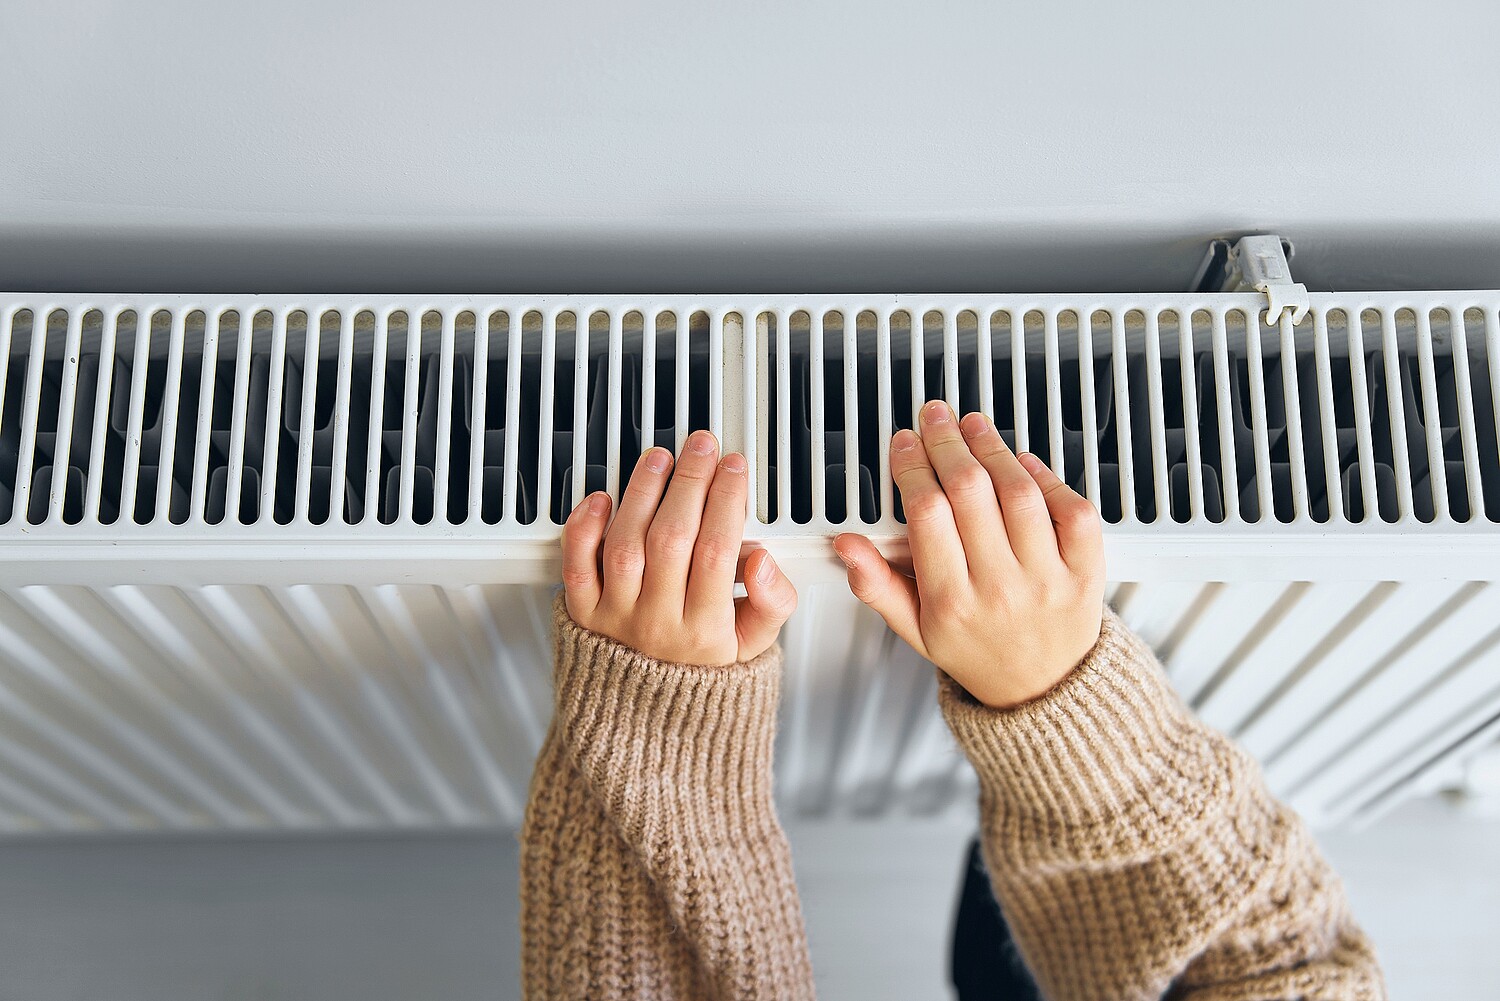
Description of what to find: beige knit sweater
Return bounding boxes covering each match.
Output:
[521,597,1387,1000]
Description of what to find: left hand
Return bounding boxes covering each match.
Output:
[560,430,798,666]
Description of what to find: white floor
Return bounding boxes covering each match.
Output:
[0,800,1493,1000]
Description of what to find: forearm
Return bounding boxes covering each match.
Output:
[520,595,814,1001]
[941,608,1386,1001]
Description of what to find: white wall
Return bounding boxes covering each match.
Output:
[0,801,1492,999]
[790,805,1500,1000]
[4,1,1500,292]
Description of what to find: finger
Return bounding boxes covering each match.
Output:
[560,491,611,617]
[599,447,672,606]
[917,401,1006,568]
[687,452,748,612]
[889,428,967,597]
[735,549,798,659]
[1018,451,1105,574]
[958,412,1055,567]
[833,534,928,659]
[643,429,719,602]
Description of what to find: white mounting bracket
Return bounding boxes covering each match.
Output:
[1221,234,1310,326]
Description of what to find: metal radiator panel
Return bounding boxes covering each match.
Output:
[0,291,1497,834]
[0,580,1493,834]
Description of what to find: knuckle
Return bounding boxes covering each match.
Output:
[647,522,695,560]
[947,465,992,499]
[936,588,972,618]
[683,623,716,653]
[969,436,1008,461]
[952,591,982,620]
[560,566,595,589]
[695,531,738,566]
[671,461,712,484]
[712,466,746,493]
[990,590,1022,621]
[920,577,962,609]
[634,622,668,652]
[1035,571,1067,603]
[969,567,1008,601]
[902,490,950,525]
[601,540,644,578]
[1071,561,1103,593]
[1000,479,1044,514]
[1064,500,1101,535]
[848,573,881,604]
[760,585,798,619]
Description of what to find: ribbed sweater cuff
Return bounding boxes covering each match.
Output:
[940,606,1243,860]
[550,594,783,825]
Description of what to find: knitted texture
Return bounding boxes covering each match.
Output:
[520,595,815,1000]
[522,598,1386,1001]
[938,607,1387,1001]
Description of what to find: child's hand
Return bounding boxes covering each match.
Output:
[834,401,1105,709]
[561,430,797,666]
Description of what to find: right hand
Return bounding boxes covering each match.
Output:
[833,401,1106,709]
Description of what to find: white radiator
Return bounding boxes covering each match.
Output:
[0,292,1497,835]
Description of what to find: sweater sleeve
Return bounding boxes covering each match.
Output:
[520,594,815,1001]
[939,607,1387,1001]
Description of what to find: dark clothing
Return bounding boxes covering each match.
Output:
[952,839,1043,1000]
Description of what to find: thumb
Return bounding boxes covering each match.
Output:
[735,549,798,660]
[832,534,927,658]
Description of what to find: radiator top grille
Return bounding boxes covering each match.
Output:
[2,293,1499,582]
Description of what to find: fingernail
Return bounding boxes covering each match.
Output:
[588,493,610,516]
[687,430,716,454]
[960,412,990,438]
[921,400,951,424]
[721,453,746,474]
[644,448,671,473]
[891,429,918,452]
[1018,452,1044,473]
[756,551,778,584]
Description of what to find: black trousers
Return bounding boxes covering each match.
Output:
[950,839,1043,1000]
